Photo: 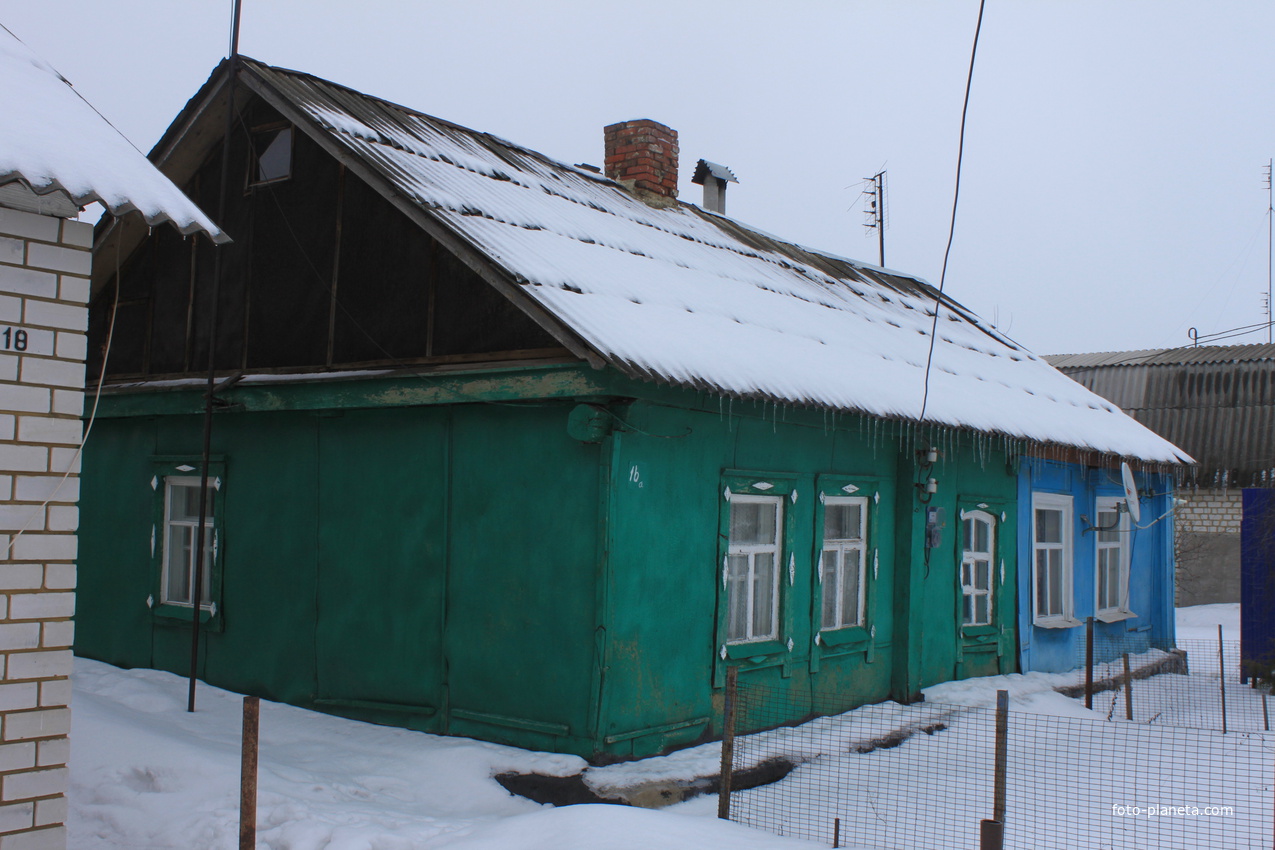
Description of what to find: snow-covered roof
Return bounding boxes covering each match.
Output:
[237,59,1186,464]
[0,26,224,241]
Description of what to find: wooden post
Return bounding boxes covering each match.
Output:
[240,695,260,850]
[1085,616,1095,709]
[1263,692,1270,732]
[833,816,841,848]
[717,666,738,820]
[1219,625,1228,735]
[1123,653,1134,721]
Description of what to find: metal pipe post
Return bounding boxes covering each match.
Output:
[980,690,1009,850]
[239,695,260,850]
[993,689,1008,822]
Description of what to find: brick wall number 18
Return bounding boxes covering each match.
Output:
[1,327,28,352]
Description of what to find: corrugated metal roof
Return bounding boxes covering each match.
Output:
[0,26,224,241]
[221,58,1188,464]
[1047,343,1275,369]
[1048,345,1275,485]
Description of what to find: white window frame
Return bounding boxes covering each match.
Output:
[1094,495,1134,622]
[160,476,217,610]
[960,509,995,627]
[725,494,783,644]
[1032,492,1078,628]
[820,496,868,631]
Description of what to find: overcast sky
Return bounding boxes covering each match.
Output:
[7,1,1275,356]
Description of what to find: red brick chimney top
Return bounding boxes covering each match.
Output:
[603,119,679,202]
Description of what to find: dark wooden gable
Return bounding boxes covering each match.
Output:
[89,92,565,381]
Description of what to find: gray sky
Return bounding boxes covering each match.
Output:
[7,1,1275,356]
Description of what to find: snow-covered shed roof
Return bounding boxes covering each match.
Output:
[0,26,224,240]
[200,58,1188,464]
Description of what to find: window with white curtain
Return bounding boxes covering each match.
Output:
[1095,495,1133,620]
[726,495,782,643]
[820,496,867,630]
[160,476,216,609]
[1033,493,1075,627]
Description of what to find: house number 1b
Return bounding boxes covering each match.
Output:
[1,328,28,352]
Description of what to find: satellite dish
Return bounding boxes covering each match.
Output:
[1121,462,1142,523]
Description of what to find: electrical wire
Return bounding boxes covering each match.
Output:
[918,0,986,425]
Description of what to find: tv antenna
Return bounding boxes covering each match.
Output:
[1266,159,1272,343]
[861,170,887,267]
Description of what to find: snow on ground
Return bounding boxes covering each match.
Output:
[1176,602,1240,641]
[72,606,1251,848]
[70,658,817,849]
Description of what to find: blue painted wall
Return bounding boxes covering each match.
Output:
[1016,459,1175,672]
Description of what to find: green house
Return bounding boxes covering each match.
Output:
[76,58,1185,760]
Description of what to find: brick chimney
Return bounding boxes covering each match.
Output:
[603,119,679,204]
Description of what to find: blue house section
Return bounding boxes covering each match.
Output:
[1016,458,1176,673]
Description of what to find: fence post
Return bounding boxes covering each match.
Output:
[1219,624,1228,735]
[1085,616,1095,710]
[979,689,1008,850]
[717,665,738,820]
[833,817,841,849]
[240,695,260,850]
[1263,692,1270,732]
[1122,653,1133,720]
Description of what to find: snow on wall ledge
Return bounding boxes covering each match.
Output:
[263,60,1186,464]
[0,25,224,241]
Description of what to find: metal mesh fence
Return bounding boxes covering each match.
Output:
[1061,635,1273,733]
[725,679,1274,849]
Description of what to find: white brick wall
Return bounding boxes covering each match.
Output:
[1177,489,1244,534]
[0,209,86,849]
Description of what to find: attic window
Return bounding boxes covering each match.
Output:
[249,125,293,186]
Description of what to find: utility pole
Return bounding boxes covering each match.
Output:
[862,170,887,267]
[189,0,242,714]
[1266,159,1272,344]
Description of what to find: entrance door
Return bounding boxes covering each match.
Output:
[958,507,1007,677]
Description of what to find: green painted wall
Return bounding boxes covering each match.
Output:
[76,366,1020,759]
[77,394,602,753]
